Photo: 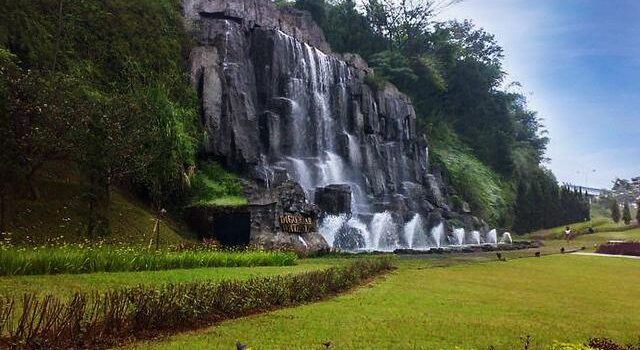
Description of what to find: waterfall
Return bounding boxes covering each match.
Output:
[501,232,513,244]
[453,228,465,245]
[318,214,348,247]
[430,223,444,248]
[486,229,498,244]
[288,157,314,194]
[471,230,481,245]
[369,212,396,250]
[403,214,424,248]
[346,133,362,166]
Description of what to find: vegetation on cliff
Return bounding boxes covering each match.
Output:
[0,0,241,240]
[290,0,588,231]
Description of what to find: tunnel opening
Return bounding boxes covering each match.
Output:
[209,212,251,246]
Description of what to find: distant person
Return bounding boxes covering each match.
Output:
[564,226,572,241]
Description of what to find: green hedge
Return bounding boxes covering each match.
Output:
[0,258,393,348]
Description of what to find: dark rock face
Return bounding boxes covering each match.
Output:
[184,0,464,250]
[244,180,329,253]
[315,184,352,215]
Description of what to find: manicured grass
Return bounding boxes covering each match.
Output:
[0,259,345,298]
[0,246,297,276]
[128,255,640,350]
[0,259,392,348]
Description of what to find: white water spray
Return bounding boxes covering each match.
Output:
[471,230,481,245]
[501,232,513,244]
[430,222,444,248]
[403,214,424,248]
[453,228,465,245]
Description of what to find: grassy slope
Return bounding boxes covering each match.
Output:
[128,255,640,350]
[0,259,346,297]
[6,176,194,246]
[529,216,638,240]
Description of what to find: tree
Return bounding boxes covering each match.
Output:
[622,202,632,225]
[611,199,621,224]
[1,51,82,199]
[636,199,640,224]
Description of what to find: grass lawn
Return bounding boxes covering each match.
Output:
[128,255,640,350]
[0,258,346,297]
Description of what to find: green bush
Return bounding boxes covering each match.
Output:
[430,126,510,226]
[0,258,393,348]
[189,162,247,207]
[0,245,296,276]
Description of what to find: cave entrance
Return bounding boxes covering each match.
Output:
[209,212,251,247]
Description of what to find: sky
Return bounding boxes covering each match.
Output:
[436,0,640,189]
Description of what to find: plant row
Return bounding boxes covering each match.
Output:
[0,257,393,349]
[0,247,297,276]
[596,242,640,257]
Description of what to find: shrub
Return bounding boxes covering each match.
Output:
[0,258,393,348]
[431,138,509,226]
[588,337,640,350]
[596,242,640,257]
[0,246,297,276]
[189,161,247,207]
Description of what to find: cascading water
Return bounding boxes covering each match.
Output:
[471,230,481,245]
[346,132,362,166]
[403,214,424,248]
[260,31,510,252]
[430,223,444,248]
[486,229,498,244]
[369,212,397,250]
[318,214,348,247]
[501,232,513,244]
[453,228,465,245]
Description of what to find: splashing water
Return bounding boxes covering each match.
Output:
[318,214,348,247]
[369,212,396,250]
[430,223,444,248]
[486,229,498,244]
[501,232,513,244]
[403,214,424,248]
[453,228,465,245]
[471,230,481,245]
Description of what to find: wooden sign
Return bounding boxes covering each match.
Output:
[279,214,315,234]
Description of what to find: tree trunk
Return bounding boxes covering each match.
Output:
[0,191,6,233]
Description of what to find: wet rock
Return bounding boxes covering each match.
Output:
[424,174,446,208]
[315,184,352,215]
[334,225,366,250]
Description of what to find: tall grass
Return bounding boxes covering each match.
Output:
[0,258,393,348]
[0,246,297,276]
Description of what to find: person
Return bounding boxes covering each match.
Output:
[564,226,572,241]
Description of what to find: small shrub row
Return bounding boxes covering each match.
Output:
[596,242,640,257]
[0,257,393,349]
[0,246,297,276]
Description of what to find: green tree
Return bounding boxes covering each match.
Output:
[622,202,632,225]
[611,199,621,224]
[636,200,640,224]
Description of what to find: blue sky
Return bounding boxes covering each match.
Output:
[437,0,640,189]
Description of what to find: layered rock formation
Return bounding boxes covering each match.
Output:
[182,0,486,252]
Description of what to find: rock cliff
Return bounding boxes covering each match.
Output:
[182,0,485,252]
